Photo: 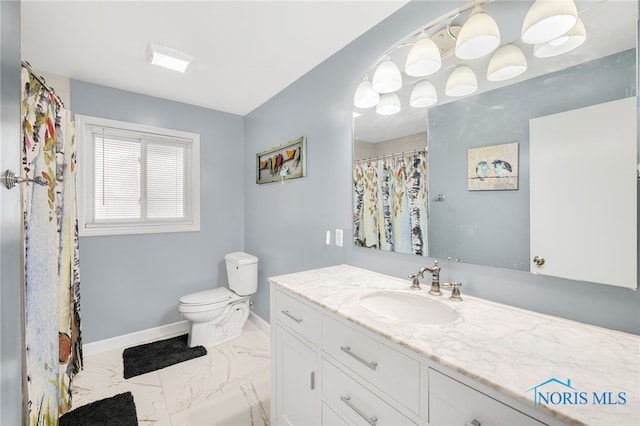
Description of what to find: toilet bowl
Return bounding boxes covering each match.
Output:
[178,252,258,348]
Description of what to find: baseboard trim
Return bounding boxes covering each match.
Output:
[83,320,190,356]
[83,314,270,356]
[249,311,270,336]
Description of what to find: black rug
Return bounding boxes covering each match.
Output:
[59,392,137,426]
[123,333,207,379]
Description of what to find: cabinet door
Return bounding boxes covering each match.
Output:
[275,325,320,426]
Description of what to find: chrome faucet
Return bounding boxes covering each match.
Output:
[407,273,421,290]
[419,260,442,295]
[442,282,463,301]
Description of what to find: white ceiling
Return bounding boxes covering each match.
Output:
[21,0,409,116]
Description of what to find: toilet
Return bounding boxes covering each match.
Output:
[178,252,258,348]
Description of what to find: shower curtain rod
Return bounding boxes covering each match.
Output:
[353,148,427,165]
[21,60,65,108]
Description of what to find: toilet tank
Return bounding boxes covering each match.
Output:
[225,252,259,296]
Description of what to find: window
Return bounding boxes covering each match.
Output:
[76,115,200,236]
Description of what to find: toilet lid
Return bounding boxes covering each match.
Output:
[179,287,232,306]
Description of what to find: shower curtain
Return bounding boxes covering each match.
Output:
[353,151,428,256]
[21,66,83,425]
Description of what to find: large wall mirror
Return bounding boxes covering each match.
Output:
[353,0,638,289]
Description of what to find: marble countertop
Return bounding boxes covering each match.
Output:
[268,264,639,426]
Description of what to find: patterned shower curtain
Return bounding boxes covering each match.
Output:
[353,151,428,256]
[21,66,83,425]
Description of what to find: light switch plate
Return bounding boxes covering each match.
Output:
[335,229,343,247]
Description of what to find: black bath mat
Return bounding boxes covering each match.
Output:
[123,333,207,379]
[59,391,138,426]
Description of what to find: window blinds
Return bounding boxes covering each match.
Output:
[89,126,191,225]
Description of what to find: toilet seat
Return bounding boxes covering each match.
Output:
[179,287,233,306]
[178,287,247,314]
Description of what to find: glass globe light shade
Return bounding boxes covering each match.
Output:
[372,59,403,94]
[410,81,438,108]
[445,66,478,97]
[376,93,401,115]
[353,77,380,108]
[487,44,528,82]
[533,18,586,58]
[521,0,578,44]
[455,9,501,60]
[405,37,442,77]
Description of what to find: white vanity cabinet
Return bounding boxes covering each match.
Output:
[270,265,639,426]
[271,286,556,426]
[322,315,420,413]
[272,287,420,426]
[427,368,545,426]
[321,315,420,425]
[272,289,321,426]
[322,358,418,425]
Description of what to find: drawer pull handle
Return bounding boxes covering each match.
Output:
[465,420,481,426]
[310,371,315,390]
[340,345,378,371]
[281,310,303,323]
[341,395,378,426]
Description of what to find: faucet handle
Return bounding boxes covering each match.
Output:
[442,282,462,301]
[408,274,421,290]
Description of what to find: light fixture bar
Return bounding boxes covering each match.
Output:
[146,43,193,73]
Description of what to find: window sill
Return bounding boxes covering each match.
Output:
[79,222,200,237]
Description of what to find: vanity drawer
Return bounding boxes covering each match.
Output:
[323,359,417,426]
[322,402,349,426]
[429,369,545,426]
[321,315,420,413]
[275,290,320,344]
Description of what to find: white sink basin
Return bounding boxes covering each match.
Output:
[360,291,459,325]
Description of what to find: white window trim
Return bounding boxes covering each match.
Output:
[76,114,200,237]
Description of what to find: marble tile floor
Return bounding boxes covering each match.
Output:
[70,321,271,426]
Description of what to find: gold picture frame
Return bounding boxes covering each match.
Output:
[256,136,306,184]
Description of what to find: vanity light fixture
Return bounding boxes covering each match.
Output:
[405,36,442,77]
[410,80,438,108]
[353,75,380,108]
[521,0,578,44]
[372,57,403,94]
[487,44,528,82]
[445,66,478,97]
[455,7,501,60]
[376,93,401,115]
[146,43,193,73]
[533,18,587,58]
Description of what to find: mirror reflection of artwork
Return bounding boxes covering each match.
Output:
[468,142,519,191]
[353,151,428,255]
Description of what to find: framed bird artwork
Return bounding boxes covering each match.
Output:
[256,136,306,184]
[467,142,519,191]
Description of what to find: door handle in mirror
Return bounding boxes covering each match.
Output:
[533,256,545,266]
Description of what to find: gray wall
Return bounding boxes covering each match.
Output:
[0,1,24,423]
[354,132,427,161]
[245,0,640,334]
[71,81,245,343]
[429,50,636,271]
